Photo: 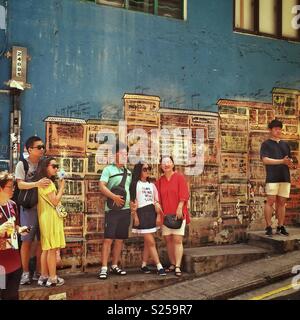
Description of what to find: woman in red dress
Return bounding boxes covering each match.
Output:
[156,156,190,277]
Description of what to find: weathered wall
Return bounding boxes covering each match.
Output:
[0,0,300,151]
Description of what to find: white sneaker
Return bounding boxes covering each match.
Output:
[37,276,48,287]
[20,272,31,285]
[45,276,65,287]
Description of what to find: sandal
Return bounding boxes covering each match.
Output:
[99,268,108,280]
[175,266,182,277]
[165,264,176,273]
[110,266,127,276]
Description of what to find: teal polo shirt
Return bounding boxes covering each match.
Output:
[100,164,132,211]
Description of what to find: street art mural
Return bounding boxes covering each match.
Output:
[44,89,300,270]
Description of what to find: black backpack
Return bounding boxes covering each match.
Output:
[12,159,28,206]
[13,159,38,209]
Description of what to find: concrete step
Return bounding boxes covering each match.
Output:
[19,268,195,300]
[182,244,270,276]
[247,227,300,253]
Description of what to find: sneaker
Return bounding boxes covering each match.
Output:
[20,272,31,285]
[37,276,48,287]
[140,266,151,274]
[157,268,167,276]
[265,226,273,237]
[32,271,41,281]
[277,226,289,236]
[45,276,65,287]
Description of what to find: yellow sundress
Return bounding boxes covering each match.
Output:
[38,182,66,251]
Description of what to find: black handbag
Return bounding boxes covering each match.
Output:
[107,169,128,210]
[163,215,183,229]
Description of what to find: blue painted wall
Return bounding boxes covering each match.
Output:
[1,0,300,150]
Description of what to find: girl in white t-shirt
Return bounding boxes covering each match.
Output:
[130,162,166,276]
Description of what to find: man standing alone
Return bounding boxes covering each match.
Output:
[260,119,294,237]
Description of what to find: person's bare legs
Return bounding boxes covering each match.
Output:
[20,241,32,273]
[40,250,49,277]
[35,241,42,273]
[164,235,175,268]
[173,235,184,268]
[111,239,123,266]
[47,249,58,279]
[142,239,149,265]
[264,195,276,227]
[101,239,113,267]
[144,234,160,265]
[276,196,287,227]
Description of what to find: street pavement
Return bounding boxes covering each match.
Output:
[128,250,300,300]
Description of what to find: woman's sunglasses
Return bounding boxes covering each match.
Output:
[50,164,59,169]
[142,166,152,172]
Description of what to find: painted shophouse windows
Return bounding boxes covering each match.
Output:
[95,0,185,20]
[234,0,300,42]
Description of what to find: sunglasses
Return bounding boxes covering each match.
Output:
[50,164,59,169]
[142,166,152,172]
[32,145,45,150]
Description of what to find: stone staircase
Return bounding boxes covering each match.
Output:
[247,227,300,253]
[19,228,300,300]
[182,244,270,276]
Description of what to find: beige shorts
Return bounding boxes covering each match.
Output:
[162,219,186,236]
[265,183,291,198]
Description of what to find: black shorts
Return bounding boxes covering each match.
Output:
[104,209,131,240]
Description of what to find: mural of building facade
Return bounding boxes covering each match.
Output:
[42,89,300,269]
[1,1,300,269]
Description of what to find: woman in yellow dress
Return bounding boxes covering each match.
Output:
[35,157,66,287]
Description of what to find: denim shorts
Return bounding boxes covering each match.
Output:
[20,206,40,241]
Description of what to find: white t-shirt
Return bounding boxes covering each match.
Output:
[15,159,38,181]
[136,181,159,209]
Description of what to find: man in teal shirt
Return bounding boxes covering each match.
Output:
[98,140,132,280]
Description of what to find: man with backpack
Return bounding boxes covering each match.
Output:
[98,140,132,280]
[14,136,51,285]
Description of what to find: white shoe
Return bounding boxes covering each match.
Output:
[20,272,31,285]
[45,276,65,287]
[37,276,48,286]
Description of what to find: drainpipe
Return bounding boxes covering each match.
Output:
[10,88,21,171]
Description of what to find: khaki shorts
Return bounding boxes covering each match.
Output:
[265,183,291,198]
[162,219,186,236]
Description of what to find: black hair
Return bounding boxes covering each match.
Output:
[0,171,14,189]
[268,119,283,130]
[129,162,150,201]
[34,157,56,182]
[25,136,43,150]
[159,155,176,172]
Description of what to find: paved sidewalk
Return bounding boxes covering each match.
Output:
[128,251,300,300]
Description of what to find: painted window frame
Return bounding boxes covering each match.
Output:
[233,0,300,42]
[95,0,187,20]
